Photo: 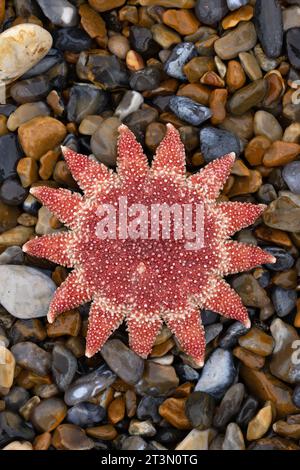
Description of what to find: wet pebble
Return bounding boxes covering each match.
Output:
[200,127,240,162]
[214,22,257,60]
[67,84,109,123]
[7,102,50,132]
[91,116,121,166]
[54,27,92,53]
[129,67,161,92]
[282,161,300,194]
[254,0,283,58]
[164,42,197,80]
[222,423,245,450]
[213,384,245,429]
[36,0,78,27]
[101,339,144,385]
[0,411,35,442]
[185,391,215,429]
[52,423,94,450]
[52,344,77,392]
[169,96,212,126]
[0,134,23,184]
[270,319,300,383]
[11,341,51,376]
[136,362,179,397]
[137,396,164,424]
[272,287,297,318]
[195,0,228,25]
[67,402,106,428]
[4,386,30,412]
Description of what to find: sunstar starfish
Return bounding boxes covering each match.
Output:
[23,124,276,366]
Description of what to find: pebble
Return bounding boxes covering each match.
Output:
[7,102,50,132]
[54,27,92,53]
[107,35,130,60]
[10,318,46,343]
[233,346,266,369]
[223,6,254,29]
[283,122,300,143]
[282,161,300,194]
[145,122,166,152]
[213,384,245,429]
[91,116,121,166]
[200,126,240,162]
[122,436,147,451]
[11,341,51,376]
[52,344,77,392]
[238,327,274,357]
[151,24,181,49]
[273,420,300,440]
[194,349,236,400]
[0,201,20,234]
[271,286,297,318]
[52,423,94,450]
[18,116,66,160]
[185,391,215,429]
[79,115,103,136]
[129,26,159,59]
[108,396,125,424]
[36,0,78,27]
[227,0,249,11]
[222,423,245,450]
[254,0,283,58]
[219,321,249,349]
[0,410,35,442]
[136,362,179,397]
[240,365,299,418]
[137,396,164,424]
[263,141,300,167]
[115,91,143,121]
[227,79,267,115]
[17,157,38,188]
[0,24,52,86]
[33,432,52,450]
[175,428,216,451]
[236,396,259,428]
[159,397,191,430]
[86,424,117,441]
[67,402,106,428]
[214,22,257,60]
[162,9,200,35]
[247,402,273,441]
[46,310,81,337]
[2,441,33,450]
[164,42,197,80]
[4,386,30,412]
[0,225,34,246]
[286,28,300,69]
[30,398,66,433]
[130,66,162,92]
[129,419,156,437]
[0,246,24,265]
[270,318,300,383]
[0,346,15,389]
[0,134,23,183]
[10,75,51,104]
[169,96,212,126]
[101,339,144,385]
[283,6,300,31]
[254,111,282,142]
[79,4,107,42]
[0,265,56,319]
[195,0,228,25]
[64,365,116,406]
[67,84,108,123]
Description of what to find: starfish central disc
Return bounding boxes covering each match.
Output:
[23,124,276,366]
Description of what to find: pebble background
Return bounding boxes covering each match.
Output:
[0,0,300,451]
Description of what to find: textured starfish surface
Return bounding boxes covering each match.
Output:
[23,124,276,366]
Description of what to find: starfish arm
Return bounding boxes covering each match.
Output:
[48,269,92,323]
[163,309,206,367]
[203,278,250,327]
[126,314,163,358]
[218,202,266,236]
[23,232,75,267]
[62,147,112,197]
[117,125,149,181]
[151,124,186,179]
[30,186,83,230]
[188,154,235,200]
[223,240,276,275]
[85,300,125,357]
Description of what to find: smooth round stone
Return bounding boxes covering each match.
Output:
[0,24,52,85]
[0,134,23,184]
[195,349,236,400]
[2,441,33,450]
[52,423,94,450]
[0,265,56,319]
[283,123,300,143]
[11,341,51,376]
[115,91,144,121]
[36,0,78,26]
[137,396,164,424]
[169,96,212,126]
[151,24,181,49]
[271,287,297,318]
[67,403,106,427]
[7,102,50,132]
[108,35,130,59]
[162,9,200,35]
[227,79,267,115]
[79,115,103,135]
[22,49,63,80]
[227,0,248,10]
[264,247,294,271]
[91,116,121,166]
[195,0,228,25]
[185,392,215,429]
[100,339,144,385]
[200,127,240,162]
[254,0,283,59]
[286,28,300,69]
[282,162,300,194]
[232,274,270,308]
[129,26,159,59]
[30,398,67,433]
[213,383,245,429]
[54,27,92,53]
[0,411,35,442]
[10,76,51,104]
[263,197,300,232]
[136,362,179,397]
[222,423,245,450]
[270,319,300,384]
[0,346,15,389]
[254,111,282,142]
[129,66,161,92]
[52,344,77,392]
[214,22,257,60]
[164,42,197,80]
[77,52,129,90]
[0,225,34,247]
[67,84,109,123]
[64,365,116,406]
[238,327,274,357]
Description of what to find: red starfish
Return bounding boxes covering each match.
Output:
[23,124,275,366]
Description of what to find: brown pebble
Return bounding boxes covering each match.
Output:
[52,424,94,450]
[0,115,9,136]
[228,170,262,197]
[177,83,211,106]
[209,88,227,125]
[126,50,144,71]
[17,157,38,188]
[108,396,126,424]
[18,117,67,160]
[79,3,107,42]
[53,161,76,188]
[222,5,253,30]
[86,424,118,440]
[33,432,52,450]
[238,327,274,357]
[150,337,175,357]
[159,397,191,430]
[107,35,130,59]
[145,122,166,152]
[255,227,292,249]
[201,71,225,88]
[31,398,67,433]
[162,9,199,35]
[233,346,265,369]
[119,5,138,24]
[226,60,246,92]
[88,0,126,12]
[183,57,215,83]
[39,149,60,180]
[263,141,300,167]
[46,310,81,338]
[46,91,64,116]
[245,136,271,166]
